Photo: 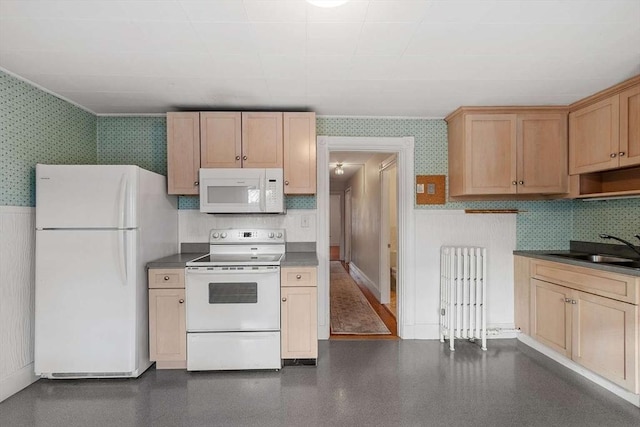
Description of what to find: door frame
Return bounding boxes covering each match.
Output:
[317,136,415,339]
[379,156,397,305]
[344,187,352,263]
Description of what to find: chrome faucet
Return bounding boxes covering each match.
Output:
[599,234,640,257]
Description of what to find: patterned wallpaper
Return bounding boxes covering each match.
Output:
[0,71,97,206]
[573,198,640,243]
[97,117,167,175]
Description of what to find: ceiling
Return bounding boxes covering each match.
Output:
[329,151,376,182]
[1,0,639,116]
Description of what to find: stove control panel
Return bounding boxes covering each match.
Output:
[209,228,286,244]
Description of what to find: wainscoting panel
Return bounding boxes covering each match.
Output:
[0,206,38,402]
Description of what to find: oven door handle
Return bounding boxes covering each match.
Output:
[186,268,279,275]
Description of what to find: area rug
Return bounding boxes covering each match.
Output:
[330,262,391,335]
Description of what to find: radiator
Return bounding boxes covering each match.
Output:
[439,246,487,351]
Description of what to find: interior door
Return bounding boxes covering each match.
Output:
[35,229,137,375]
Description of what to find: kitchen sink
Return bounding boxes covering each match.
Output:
[547,252,640,269]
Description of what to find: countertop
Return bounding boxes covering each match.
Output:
[146,253,207,269]
[147,251,318,269]
[514,250,640,277]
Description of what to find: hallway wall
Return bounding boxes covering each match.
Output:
[346,153,390,297]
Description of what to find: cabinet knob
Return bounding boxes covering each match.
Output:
[564,298,571,303]
[163,276,170,281]
[610,153,617,158]
[619,151,626,157]
[296,274,302,279]
[243,156,247,160]
[571,299,577,304]
[282,297,287,302]
[285,181,289,185]
[518,181,524,185]
[236,155,240,160]
[512,181,517,185]
[179,299,184,304]
[194,181,199,186]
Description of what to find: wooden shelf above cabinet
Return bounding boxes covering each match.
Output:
[570,166,640,199]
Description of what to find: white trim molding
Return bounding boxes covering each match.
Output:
[317,136,416,339]
[349,262,380,301]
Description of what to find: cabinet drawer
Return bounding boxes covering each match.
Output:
[148,268,185,289]
[281,267,317,287]
[530,260,638,304]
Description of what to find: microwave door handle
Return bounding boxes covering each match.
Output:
[260,175,266,212]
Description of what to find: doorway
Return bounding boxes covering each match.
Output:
[326,151,399,339]
[317,136,416,340]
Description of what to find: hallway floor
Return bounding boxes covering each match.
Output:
[1,340,638,427]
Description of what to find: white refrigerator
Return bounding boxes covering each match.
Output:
[34,164,178,379]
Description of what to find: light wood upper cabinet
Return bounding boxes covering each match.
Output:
[517,114,568,194]
[620,84,640,168]
[569,78,640,174]
[283,112,316,195]
[569,95,620,174]
[200,112,242,168]
[241,112,283,168]
[464,114,517,195]
[447,108,568,197]
[167,112,200,195]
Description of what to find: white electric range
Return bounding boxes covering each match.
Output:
[185,229,285,371]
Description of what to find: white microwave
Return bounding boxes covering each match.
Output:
[199,168,285,214]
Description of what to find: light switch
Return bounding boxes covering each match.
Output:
[427,183,436,194]
[416,183,425,193]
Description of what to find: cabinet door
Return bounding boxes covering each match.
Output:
[281,286,318,359]
[464,114,517,194]
[149,289,186,366]
[530,279,572,357]
[241,112,283,168]
[167,112,200,195]
[283,112,316,194]
[517,114,568,194]
[513,256,530,335]
[619,84,640,168]
[569,95,620,174]
[572,291,638,393]
[200,112,242,168]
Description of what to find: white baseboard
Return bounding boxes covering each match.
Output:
[349,262,381,301]
[0,363,39,403]
[518,334,639,408]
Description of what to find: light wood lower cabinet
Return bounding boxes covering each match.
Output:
[148,268,187,369]
[281,267,318,360]
[520,258,639,393]
[530,278,572,357]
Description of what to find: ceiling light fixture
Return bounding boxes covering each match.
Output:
[334,163,345,175]
[306,0,350,8]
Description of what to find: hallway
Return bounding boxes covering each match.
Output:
[329,261,397,339]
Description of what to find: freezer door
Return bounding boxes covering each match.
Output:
[34,229,138,376]
[36,164,138,229]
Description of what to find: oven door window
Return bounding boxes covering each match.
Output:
[209,282,258,304]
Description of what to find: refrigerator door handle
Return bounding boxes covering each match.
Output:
[118,230,128,285]
[118,174,127,229]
